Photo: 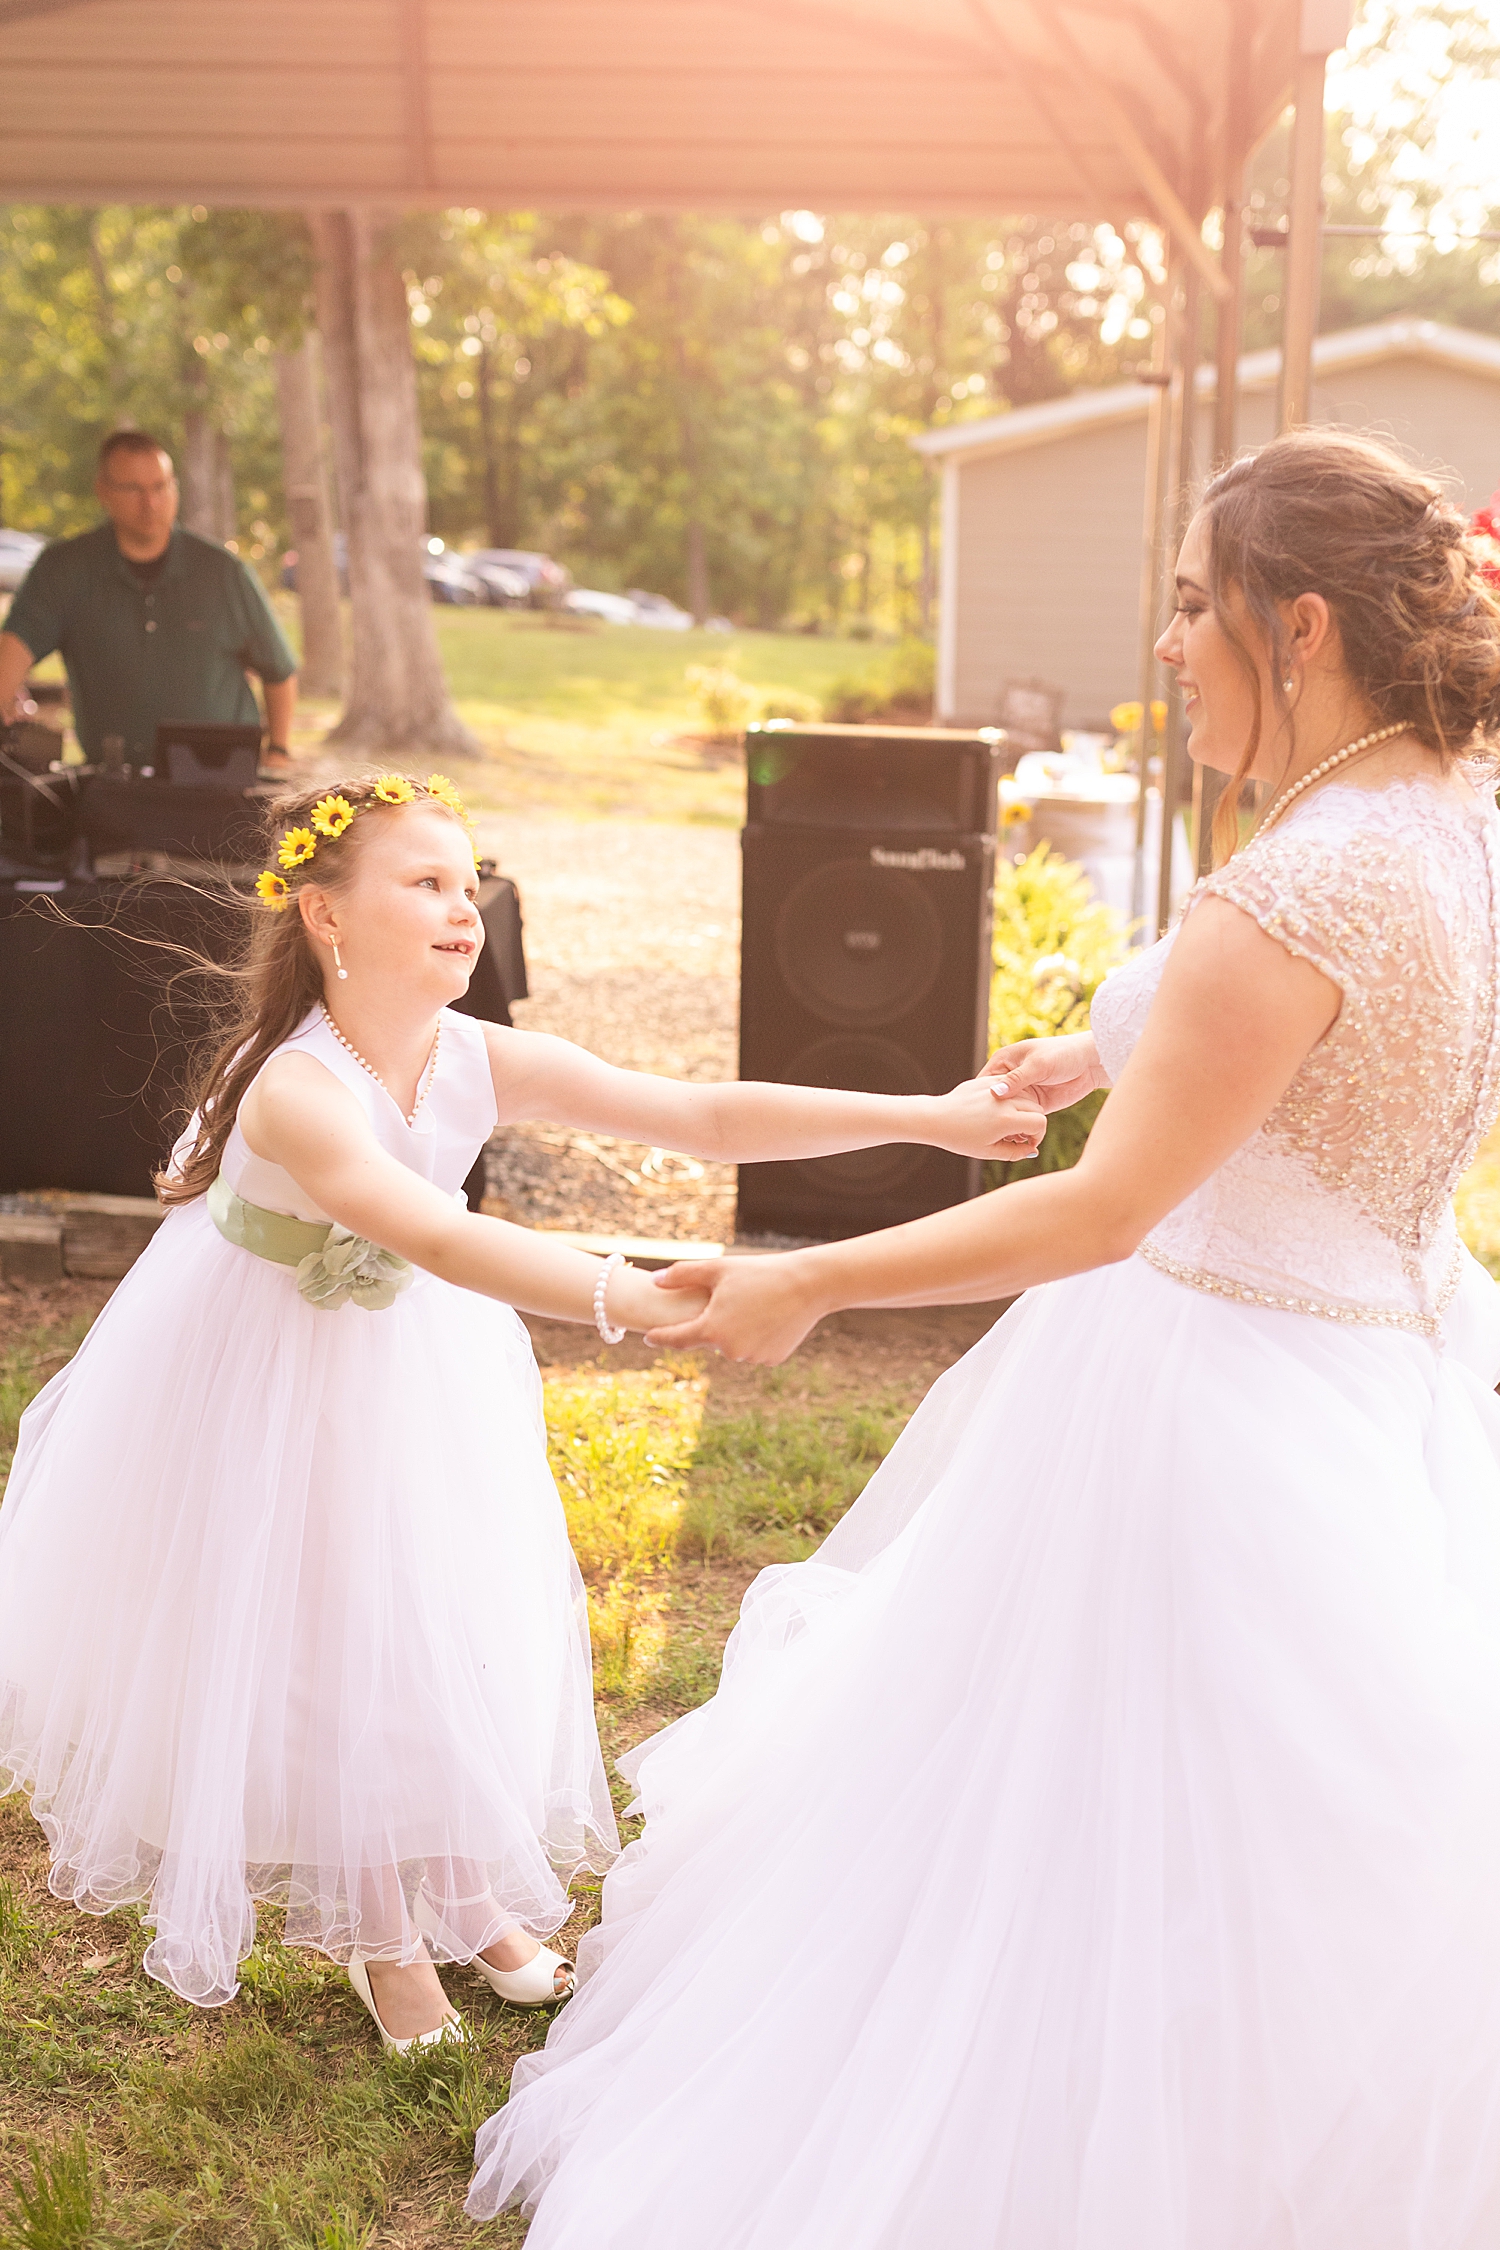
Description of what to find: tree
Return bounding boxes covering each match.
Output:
[309,209,477,759]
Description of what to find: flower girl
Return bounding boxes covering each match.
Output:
[0,771,1043,2052]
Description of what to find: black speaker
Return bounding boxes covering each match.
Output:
[737,821,997,1238]
[745,721,1005,831]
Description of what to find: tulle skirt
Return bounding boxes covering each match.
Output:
[0,1196,617,2007]
[469,1252,1500,2249]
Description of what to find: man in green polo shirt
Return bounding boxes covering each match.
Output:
[0,428,299,776]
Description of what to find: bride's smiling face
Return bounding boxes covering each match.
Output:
[300,802,484,1007]
[1155,511,1280,780]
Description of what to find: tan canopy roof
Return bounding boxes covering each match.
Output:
[0,0,1298,253]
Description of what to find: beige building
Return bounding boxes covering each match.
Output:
[913,320,1500,729]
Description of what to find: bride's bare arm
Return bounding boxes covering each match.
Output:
[237,1057,699,1333]
[646,899,1341,1362]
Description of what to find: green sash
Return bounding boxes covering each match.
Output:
[207,1172,413,1312]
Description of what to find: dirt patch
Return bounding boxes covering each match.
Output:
[0,1275,115,1357]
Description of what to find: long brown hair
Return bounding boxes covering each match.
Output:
[1198,430,1500,864]
[156,773,474,1207]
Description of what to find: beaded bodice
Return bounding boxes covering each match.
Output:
[1090,777,1500,1336]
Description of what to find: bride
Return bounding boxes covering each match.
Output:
[467,430,1500,2249]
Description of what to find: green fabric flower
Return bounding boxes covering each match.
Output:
[295,1227,414,1312]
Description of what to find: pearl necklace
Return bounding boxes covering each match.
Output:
[321,1007,440,1127]
[1257,722,1406,835]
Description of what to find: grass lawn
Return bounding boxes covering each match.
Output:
[278,604,898,824]
[0,1290,980,2250]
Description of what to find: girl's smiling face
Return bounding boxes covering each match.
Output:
[300,801,484,1008]
[1155,510,1280,781]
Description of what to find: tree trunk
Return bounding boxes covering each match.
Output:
[179,402,218,537]
[274,334,344,697]
[213,428,236,546]
[476,341,504,548]
[308,207,478,759]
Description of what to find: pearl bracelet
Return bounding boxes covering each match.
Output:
[593,1252,627,1345]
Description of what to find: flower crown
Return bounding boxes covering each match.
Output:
[254,774,476,909]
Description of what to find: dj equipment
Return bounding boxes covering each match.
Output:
[155,721,264,789]
[79,774,271,868]
[0,872,529,1199]
[737,725,1003,1240]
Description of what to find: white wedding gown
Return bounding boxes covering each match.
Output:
[0,1006,617,2005]
[469,775,1500,2249]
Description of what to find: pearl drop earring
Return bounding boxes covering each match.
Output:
[1282,675,1295,693]
[332,938,348,982]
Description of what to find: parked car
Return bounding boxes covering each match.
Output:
[469,548,572,606]
[0,529,45,592]
[423,538,481,604]
[462,555,531,607]
[626,588,694,631]
[564,587,642,626]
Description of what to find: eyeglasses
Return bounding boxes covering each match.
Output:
[103,476,175,498]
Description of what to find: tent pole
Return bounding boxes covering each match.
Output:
[1156,237,1204,938]
[1130,290,1172,934]
[1196,0,1254,873]
[1280,4,1351,427]
[1212,0,1252,470]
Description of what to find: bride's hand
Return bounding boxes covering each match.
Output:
[645,1253,821,1365]
[982,1031,1107,1114]
[926,1078,1048,1160]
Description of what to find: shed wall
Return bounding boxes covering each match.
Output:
[944,357,1500,727]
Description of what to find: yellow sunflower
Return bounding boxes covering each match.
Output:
[255,870,291,909]
[372,773,416,804]
[425,772,469,818]
[311,793,355,838]
[277,827,318,870]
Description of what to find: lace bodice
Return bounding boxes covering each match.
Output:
[1090,777,1500,1335]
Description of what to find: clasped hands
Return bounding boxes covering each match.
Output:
[644,1033,1107,1365]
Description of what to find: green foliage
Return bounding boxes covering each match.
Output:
[0,2136,99,2250]
[825,637,935,722]
[685,662,759,741]
[988,844,1130,1186]
[0,205,310,558]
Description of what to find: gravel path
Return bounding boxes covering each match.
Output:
[472,816,742,1242]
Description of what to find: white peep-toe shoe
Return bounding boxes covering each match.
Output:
[347,1953,466,2055]
[413,1892,574,2007]
[470,1943,575,2007]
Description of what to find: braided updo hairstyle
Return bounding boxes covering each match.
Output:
[1200,429,1500,862]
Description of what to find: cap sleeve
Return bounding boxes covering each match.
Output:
[1195,823,1410,1001]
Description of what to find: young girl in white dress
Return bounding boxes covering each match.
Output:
[0,770,1045,2053]
[468,431,1500,2248]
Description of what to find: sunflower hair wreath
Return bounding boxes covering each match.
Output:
[255,774,477,909]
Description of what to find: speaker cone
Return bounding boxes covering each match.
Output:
[774,859,944,1028]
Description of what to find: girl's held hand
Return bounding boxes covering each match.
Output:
[982,1031,1107,1114]
[645,1254,822,1365]
[928,1079,1048,1160]
[608,1261,710,1337]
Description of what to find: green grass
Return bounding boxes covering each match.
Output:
[276,599,902,824]
[425,611,895,729]
[0,1318,912,2247]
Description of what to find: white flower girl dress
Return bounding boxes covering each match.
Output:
[469,776,1500,2249]
[0,1006,616,2006]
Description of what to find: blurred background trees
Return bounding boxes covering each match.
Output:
[0,0,1492,637]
